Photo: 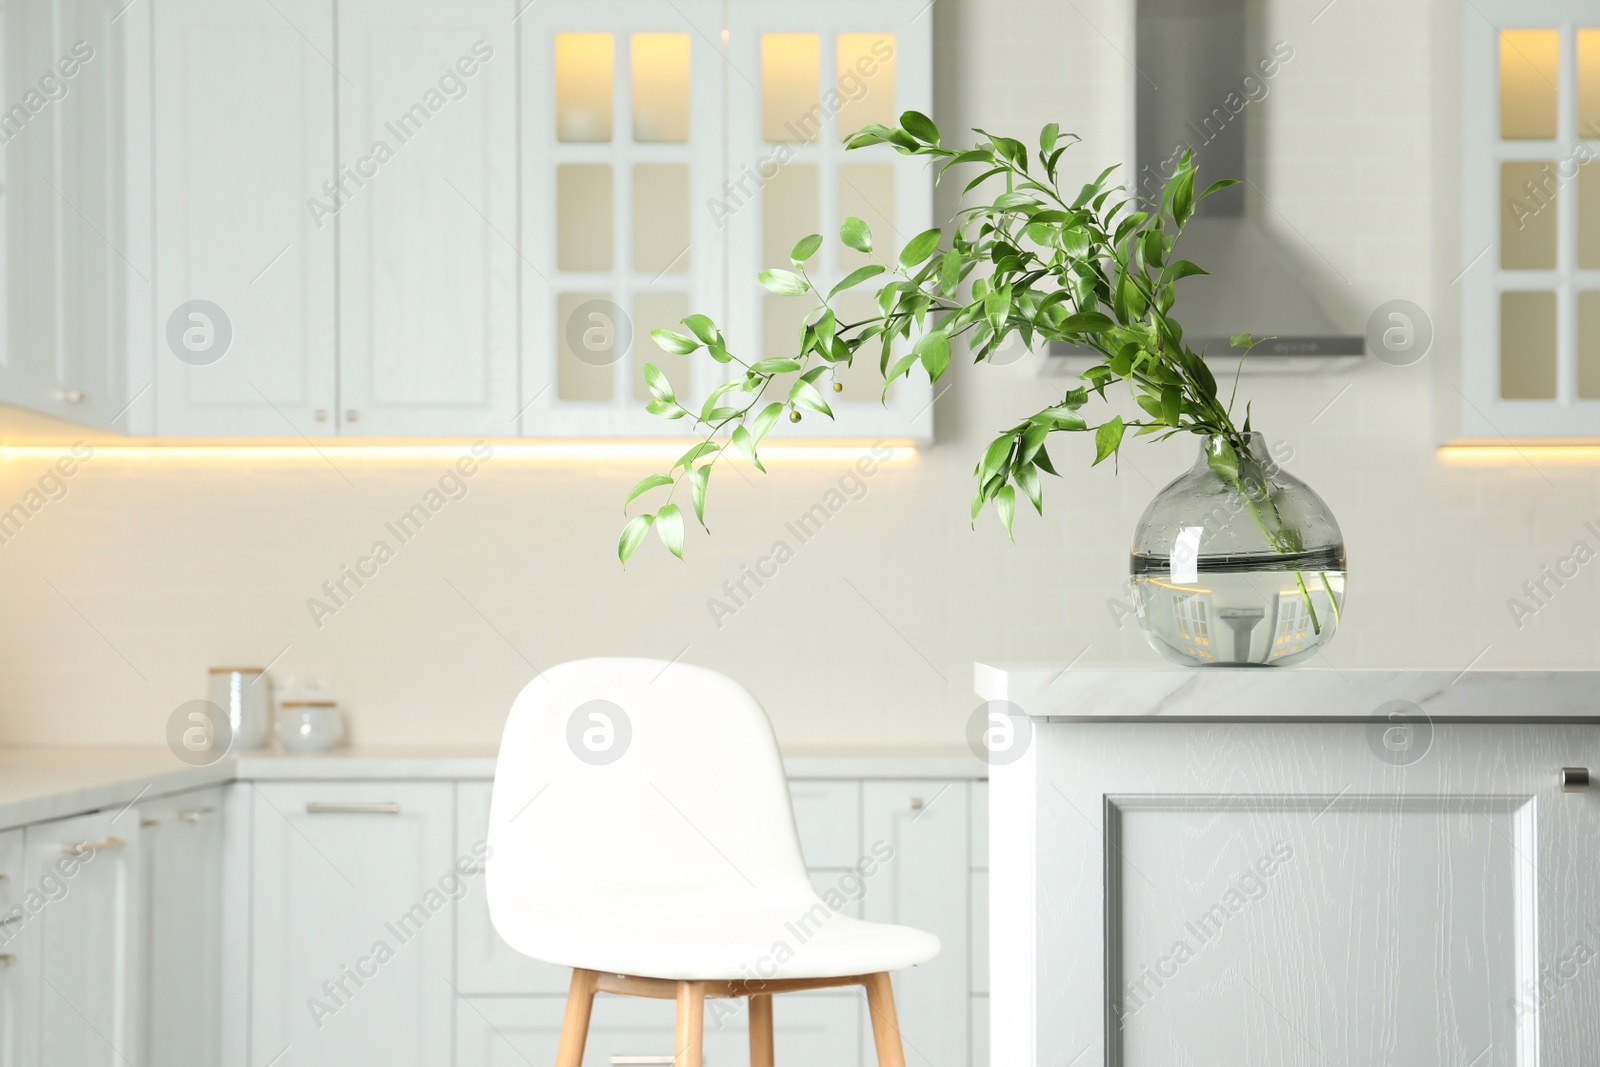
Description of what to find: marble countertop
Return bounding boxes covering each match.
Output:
[0,744,985,832]
[974,663,1600,722]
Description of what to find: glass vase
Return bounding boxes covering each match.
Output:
[1129,433,1346,667]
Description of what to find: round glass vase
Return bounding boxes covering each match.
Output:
[1129,433,1346,667]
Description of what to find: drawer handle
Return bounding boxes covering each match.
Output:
[1561,767,1591,792]
[305,802,401,815]
[0,913,20,927]
[179,806,217,822]
[611,1058,678,1065]
[64,837,125,855]
[0,954,14,966]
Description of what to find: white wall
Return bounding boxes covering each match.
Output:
[0,0,1594,750]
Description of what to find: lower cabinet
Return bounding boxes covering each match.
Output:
[0,829,23,1067]
[15,808,144,1067]
[140,787,225,1067]
[246,781,456,1066]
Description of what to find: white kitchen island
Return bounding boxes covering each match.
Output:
[974,664,1600,1067]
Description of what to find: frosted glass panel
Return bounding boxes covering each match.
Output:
[556,33,613,142]
[558,164,613,271]
[1581,291,1600,399]
[632,33,690,143]
[1500,161,1557,269]
[1582,163,1600,269]
[838,163,895,270]
[762,34,820,142]
[633,292,691,401]
[1500,30,1559,140]
[1500,290,1557,399]
[763,163,819,267]
[634,163,690,274]
[764,293,808,362]
[1581,29,1600,138]
[557,291,617,401]
[836,34,896,141]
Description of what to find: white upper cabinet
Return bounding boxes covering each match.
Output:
[519,0,726,437]
[724,0,934,443]
[2,0,149,432]
[152,0,337,437]
[336,0,519,437]
[1462,2,1600,437]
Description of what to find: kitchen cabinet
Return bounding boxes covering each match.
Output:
[247,781,455,1067]
[335,1,519,436]
[151,0,338,437]
[139,786,224,1067]
[861,781,970,1067]
[14,808,143,1067]
[0,830,22,1067]
[1,0,149,432]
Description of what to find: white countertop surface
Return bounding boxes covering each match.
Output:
[974,663,1600,721]
[0,745,985,832]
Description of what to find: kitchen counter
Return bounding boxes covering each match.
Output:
[0,744,985,831]
[975,662,1600,720]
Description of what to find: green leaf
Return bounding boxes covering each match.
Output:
[655,504,685,560]
[789,380,834,418]
[899,227,942,269]
[1016,463,1042,514]
[1040,122,1059,155]
[1061,311,1115,333]
[815,309,837,349]
[900,110,940,145]
[674,441,719,469]
[758,269,810,296]
[915,331,951,381]
[883,350,919,396]
[624,473,672,511]
[731,425,765,472]
[1160,260,1208,285]
[698,382,741,422]
[980,434,1014,482]
[938,250,963,295]
[1160,385,1181,426]
[643,363,674,402]
[1207,437,1240,482]
[652,329,699,355]
[688,465,710,526]
[645,398,686,419]
[1092,416,1125,466]
[750,402,784,444]
[840,216,873,253]
[683,314,720,346]
[1200,178,1241,200]
[617,513,654,564]
[828,263,886,300]
[790,233,823,267]
[995,485,1016,540]
[1230,333,1255,349]
[749,357,802,374]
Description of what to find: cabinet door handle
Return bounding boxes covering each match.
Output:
[0,913,21,927]
[63,837,125,855]
[0,954,14,965]
[611,1058,678,1065]
[179,806,217,822]
[1561,767,1591,791]
[305,802,400,815]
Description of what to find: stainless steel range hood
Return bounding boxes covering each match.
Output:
[1046,0,1364,371]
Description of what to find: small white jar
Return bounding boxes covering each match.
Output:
[276,701,345,753]
[207,667,271,751]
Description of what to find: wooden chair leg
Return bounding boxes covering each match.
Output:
[556,968,599,1067]
[863,972,907,1067]
[674,980,706,1067]
[748,993,775,1067]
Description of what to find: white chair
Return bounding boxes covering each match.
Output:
[486,657,939,1067]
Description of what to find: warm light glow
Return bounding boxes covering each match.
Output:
[0,441,920,466]
[761,33,820,142]
[1500,29,1560,140]
[556,33,614,142]
[1439,443,1600,464]
[836,34,895,140]
[631,33,690,142]
[1580,29,1600,137]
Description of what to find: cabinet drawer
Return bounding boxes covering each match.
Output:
[455,992,862,1067]
[456,781,572,994]
[789,781,860,868]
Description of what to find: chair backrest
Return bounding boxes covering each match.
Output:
[486,658,813,921]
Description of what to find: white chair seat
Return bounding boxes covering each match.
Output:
[493,890,940,981]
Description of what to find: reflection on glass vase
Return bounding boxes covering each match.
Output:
[1130,433,1346,667]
